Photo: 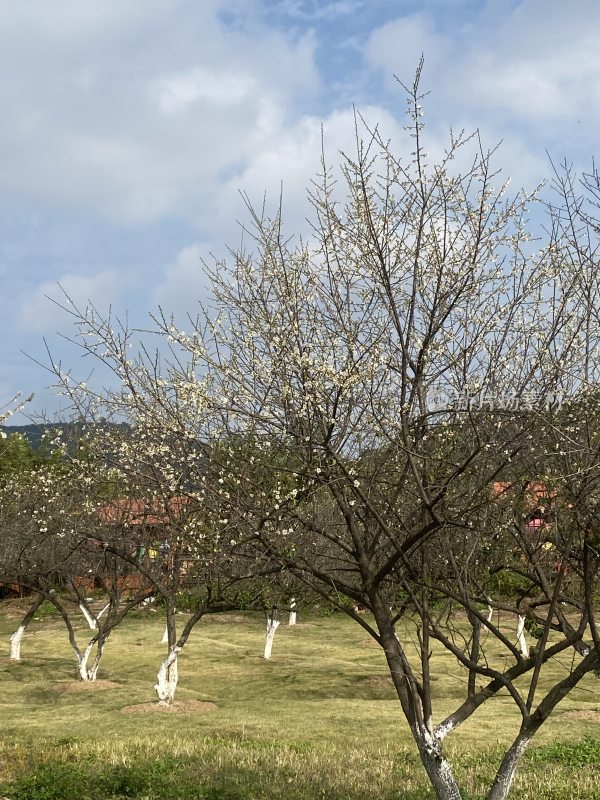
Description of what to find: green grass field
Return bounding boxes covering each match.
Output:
[0,601,599,799]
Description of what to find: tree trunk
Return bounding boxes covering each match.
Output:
[75,632,109,681]
[152,603,208,704]
[417,732,464,800]
[79,603,97,630]
[9,626,26,661]
[373,601,464,800]
[9,595,44,661]
[288,598,297,626]
[77,639,97,681]
[97,603,110,621]
[486,733,530,800]
[154,600,179,704]
[87,635,108,681]
[516,615,529,658]
[155,646,180,705]
[263,617,280,659]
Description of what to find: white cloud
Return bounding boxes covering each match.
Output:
[153,68,258,114]
[0,1,154,41]
[151,244,211,319]
[3,0,600,419]
[150,104,407,321]
[0,1,319,226]
[279,0,364,20]
[188,102,406,258]
[362,1,600,192]
[366,2,600,128]
[365,13,450,87]
[19,271,126,333]
[451,2,600,126]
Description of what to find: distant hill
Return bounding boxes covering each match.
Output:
[1,422,75,451]
[1,421,129,452]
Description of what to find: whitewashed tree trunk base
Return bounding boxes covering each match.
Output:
[418,731,463,800]
[161,625,169,644]
[9,595,44,662]
[487,734,530,800]
[263,618,280,659]
[87,661,100,681]
[9,626,25,661]
[77,641,96,681]
[79,603,97,630]
[155,647,180,705]
[516,615,529,658]
[288,598,297,626]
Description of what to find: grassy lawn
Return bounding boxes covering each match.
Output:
[0,601,599,799]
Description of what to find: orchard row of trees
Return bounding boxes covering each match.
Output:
[3,75,600,800]
[0,427,300,695]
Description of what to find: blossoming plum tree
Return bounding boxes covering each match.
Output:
[0,433,155,679]
[48,73,600,798]
[47,359,283,703]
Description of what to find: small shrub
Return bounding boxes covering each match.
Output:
[97,763,154,797]
[6,763,88,800]
[486,570,532,599]
[32,600,60,621]
[529,736,600,767]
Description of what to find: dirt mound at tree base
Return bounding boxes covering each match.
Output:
[121,699,217,714]
[561,708,600,721]
[55,680,122,692]
[359,675,394,688]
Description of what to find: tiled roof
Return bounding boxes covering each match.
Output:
[98,495,194,526]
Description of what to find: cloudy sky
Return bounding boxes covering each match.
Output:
[2,0,599,421]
